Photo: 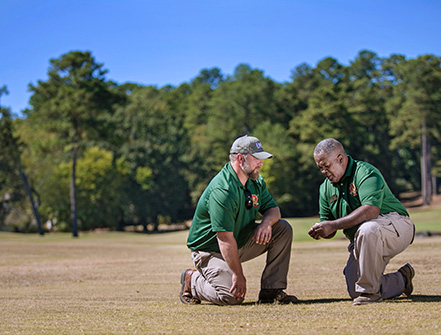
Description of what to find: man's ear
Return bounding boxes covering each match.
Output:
[338,154,343,163]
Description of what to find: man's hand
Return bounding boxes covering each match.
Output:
[308,221,336,240]
[253,207,280,245]
[230,273,247,300]
[217,231,247,301]
[253,222,272,245]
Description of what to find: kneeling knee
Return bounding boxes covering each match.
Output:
[278,219,292,232]
[218,293,244,306]
[277,219,293,240]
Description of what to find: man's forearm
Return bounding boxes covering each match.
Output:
[331,204,380,230]
[260,206,281,227]
[217,232,243,276]
[310,204,380,240]
[217,231,247,299]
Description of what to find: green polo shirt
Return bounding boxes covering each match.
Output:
[187,163,278,252]
[318,156,409,242]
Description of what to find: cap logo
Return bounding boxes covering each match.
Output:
[255,142,263,150]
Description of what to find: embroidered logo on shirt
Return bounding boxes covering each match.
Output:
[329,195,337,203]
[350,183,358,197]
[252,194,259,207]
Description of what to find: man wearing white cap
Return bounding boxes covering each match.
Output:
[180,135,297,305]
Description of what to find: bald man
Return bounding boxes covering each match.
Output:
[309,138,415,305]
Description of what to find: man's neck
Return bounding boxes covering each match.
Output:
[230,161,249,186]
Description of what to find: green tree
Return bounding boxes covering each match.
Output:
[289,58,352,144]
[344,51,397,187]
[190,67,224,89]
[285,58,353,215]
[188,64,282,200]
[386,55,441,203]
[180,69,224,203]
[285,53,400,214]
[27,51,121,236]
[252,121,305,216]
[113,85,191,230]
[0,102,44,234]
[41,147,129,231]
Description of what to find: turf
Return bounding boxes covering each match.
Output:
[1,218,441,334]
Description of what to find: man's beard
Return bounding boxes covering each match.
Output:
[241,159,259,181]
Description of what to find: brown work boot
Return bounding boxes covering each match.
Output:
[353,293,382,305]
[398,263,415,296]
[258,289,298,304]
[179,269,201,304]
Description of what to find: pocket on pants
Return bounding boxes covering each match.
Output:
[387,214,415,245]
[379,213,414,255]
[376,215,399,237]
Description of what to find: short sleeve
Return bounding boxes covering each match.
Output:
[319,183,334,221]
[357,171,384,208]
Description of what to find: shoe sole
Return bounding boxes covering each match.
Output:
[179,268,191,304]
[401,263,415,296]
[406,264,415,296]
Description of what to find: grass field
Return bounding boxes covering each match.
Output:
[1,206,441,334]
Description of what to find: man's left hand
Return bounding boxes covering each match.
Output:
[253,222,272,245]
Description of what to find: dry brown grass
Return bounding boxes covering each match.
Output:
[0,230,440,334]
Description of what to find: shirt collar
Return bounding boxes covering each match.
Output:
[226,162,246,189]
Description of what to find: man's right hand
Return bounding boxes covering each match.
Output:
[230,273,247,300]
[308,221,336,239]
[217,231,247,301]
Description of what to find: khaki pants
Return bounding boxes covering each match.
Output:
[344,212,415,299]
[190,219,293,305]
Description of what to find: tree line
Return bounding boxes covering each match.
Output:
[1,50,440,235]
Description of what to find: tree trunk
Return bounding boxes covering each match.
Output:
[427,138,433,202]
[17,165,44,235]
[71,144,79,237]
[421,121,431,206]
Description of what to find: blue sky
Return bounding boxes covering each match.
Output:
[1,0,440,114]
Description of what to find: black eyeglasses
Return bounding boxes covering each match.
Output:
[244,189,253,210]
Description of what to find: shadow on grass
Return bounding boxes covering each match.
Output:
[240,295,441,306]
[296,295,441,305]
[295,298,352,304]
[241,298,352,306]
[387,295,441,303]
